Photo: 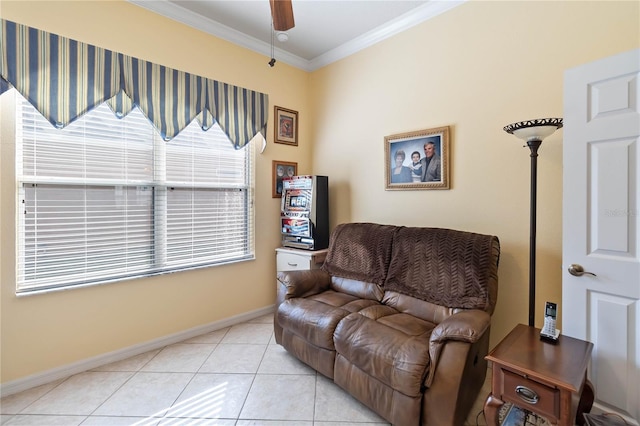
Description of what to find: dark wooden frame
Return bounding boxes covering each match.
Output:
[272,160,298,198]
[274,106,298,146]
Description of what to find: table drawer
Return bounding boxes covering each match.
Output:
[277,252,313,271]
[501,369,559,420]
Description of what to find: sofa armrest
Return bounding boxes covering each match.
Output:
[277,269,331,300]
[426,309,491,387]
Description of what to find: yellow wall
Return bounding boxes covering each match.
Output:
[309,0,639,347]
[0,0,310,383]
[1,0,639,386]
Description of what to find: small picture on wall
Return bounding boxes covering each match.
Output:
[274,106,298,146]
[272,160,298,198]
[384,126,450,190]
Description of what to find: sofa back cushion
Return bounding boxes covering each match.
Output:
[382,290,456,324]
[322,222,397,286]
[384,227,500,313]
[331,276,384,301]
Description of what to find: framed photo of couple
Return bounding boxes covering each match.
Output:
[384,126,450,190]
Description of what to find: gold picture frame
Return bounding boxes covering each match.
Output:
[272,160,298,198]
[385,126,450,190]
[274,106,298,146]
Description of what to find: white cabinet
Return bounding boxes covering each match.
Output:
[275,247,328,272]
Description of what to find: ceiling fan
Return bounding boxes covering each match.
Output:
[269,0,295,31]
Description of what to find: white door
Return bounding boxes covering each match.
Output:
[563,48,640,424]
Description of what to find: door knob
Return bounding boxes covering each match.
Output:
[568,264,597,277]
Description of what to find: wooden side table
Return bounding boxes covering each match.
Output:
[484,324,595,425]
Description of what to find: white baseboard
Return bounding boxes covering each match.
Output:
[0,305,275,397]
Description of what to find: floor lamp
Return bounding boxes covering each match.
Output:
[503,118,563,327]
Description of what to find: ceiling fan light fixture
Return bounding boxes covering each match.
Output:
[276,31,289,42]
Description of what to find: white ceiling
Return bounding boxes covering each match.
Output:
[129,0,464,71]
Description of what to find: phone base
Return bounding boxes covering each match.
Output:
[540,329,561,344]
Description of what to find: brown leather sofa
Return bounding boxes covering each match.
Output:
[274,223,500,426]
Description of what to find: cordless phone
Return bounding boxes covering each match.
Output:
[540,301,560,343]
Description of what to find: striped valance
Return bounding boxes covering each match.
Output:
[0,19,268,148]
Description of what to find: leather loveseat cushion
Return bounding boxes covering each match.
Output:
[331,276,384,301]
[333,305,435,397]
[383,290,457,324]
[277,290,380,350]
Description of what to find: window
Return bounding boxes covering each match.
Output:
[16,94,255,294]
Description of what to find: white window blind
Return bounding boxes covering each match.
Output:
[16,94,255,294]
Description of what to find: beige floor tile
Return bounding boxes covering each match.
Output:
[92,350,161,373]
[199,344,266,374]
[220,324,273,345]
[246,314,274,324]
[0,379,65,414]
[159,419,236,426]
[93,372,192,417]
[181,328,230,344]
[20,372,132,416]
[267,333,278,345]
[239,374,316,421]
[141,344,215,373]
[81,416,161,425]
[236,421,312,426]
[313,374,390,424]
[256,345,315,375]
[165,373,253,419]
[2,414,86,425]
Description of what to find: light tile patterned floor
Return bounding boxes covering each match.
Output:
[0,314,491,425]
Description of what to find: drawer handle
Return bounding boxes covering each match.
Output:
[287,262,298,267]
[515,386,539,404]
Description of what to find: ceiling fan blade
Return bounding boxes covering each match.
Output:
[270,0,295,31]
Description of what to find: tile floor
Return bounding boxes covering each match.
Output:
[0,313,491,426]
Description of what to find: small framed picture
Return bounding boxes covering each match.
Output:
[272,160,298,198]
[385,126,450,190]
[274,106,298,146]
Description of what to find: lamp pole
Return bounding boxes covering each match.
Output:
[527,139,542,328]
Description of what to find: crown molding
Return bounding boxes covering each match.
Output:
[128,0,465,72]
[309,1,466,71]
